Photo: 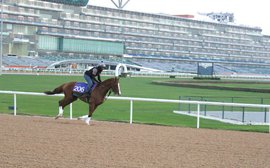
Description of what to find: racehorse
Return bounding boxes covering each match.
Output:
[44,77,121,125]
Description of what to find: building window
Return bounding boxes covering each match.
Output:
[74,22,79,27]
[7,24,12,30]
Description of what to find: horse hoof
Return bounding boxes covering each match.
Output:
[85,117,91,125]
[55,115,62,120]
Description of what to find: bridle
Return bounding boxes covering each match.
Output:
[104,80,119,100]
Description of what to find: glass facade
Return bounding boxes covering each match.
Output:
[41,0,89,6]
[38,36,124,55]
[38,36,59,51]
[62,39,124,55]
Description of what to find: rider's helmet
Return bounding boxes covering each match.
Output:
[97,62,106,69]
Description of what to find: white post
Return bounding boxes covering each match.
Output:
[13,93,16,116]
[69,103,72,119]
[130,99,133,124]
[197,104,200,128]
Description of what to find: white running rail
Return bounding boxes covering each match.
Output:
[0,90,270,133]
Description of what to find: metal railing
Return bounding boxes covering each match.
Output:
[0,90,269,133]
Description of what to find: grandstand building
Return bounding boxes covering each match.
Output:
[1,0,270,74]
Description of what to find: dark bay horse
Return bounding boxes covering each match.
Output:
[44,77,121,125]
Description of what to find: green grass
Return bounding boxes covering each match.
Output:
[0,74,269,133]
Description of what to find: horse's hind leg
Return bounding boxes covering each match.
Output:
[55,96,77,119]
[55,105,64,119]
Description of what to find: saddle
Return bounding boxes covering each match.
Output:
[72,82,97,98]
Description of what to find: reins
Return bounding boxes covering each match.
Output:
[106,90,112,98]
[99,79,114,100]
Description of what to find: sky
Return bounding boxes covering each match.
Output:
[88,0,270,35]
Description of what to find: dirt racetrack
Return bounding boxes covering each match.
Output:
[0,114,269,168]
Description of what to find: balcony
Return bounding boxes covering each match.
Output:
[16,0,64,12]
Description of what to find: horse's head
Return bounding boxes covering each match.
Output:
[110,77,121,96]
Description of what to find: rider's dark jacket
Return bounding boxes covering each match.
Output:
[84,66,103,83]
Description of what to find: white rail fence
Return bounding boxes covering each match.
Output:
[0,90,270,133]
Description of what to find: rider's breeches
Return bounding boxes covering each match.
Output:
[84,74,93,92]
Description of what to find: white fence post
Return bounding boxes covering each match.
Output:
[197,104,200,128]
[70,103,72,120]
[130,100,133,124]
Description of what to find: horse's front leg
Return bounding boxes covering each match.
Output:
[78,102,97,125]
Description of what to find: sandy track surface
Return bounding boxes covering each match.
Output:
[0,114,269,168]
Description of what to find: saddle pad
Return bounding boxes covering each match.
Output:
[73,82,88,94]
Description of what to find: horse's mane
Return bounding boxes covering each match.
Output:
[97,77,116,87]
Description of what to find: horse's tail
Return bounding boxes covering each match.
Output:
[44,84,64,95]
